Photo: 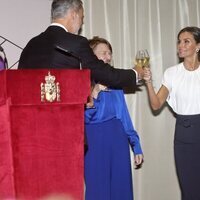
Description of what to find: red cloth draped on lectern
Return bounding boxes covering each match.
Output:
[0,69,90,200]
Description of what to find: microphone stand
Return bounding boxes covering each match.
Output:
[55,45,82,70]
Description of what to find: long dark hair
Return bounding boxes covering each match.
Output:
[178,26,200,61]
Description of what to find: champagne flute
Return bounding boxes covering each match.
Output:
[135,50,144,68]
[135,49,150,68]
[143,49,150,68]
[135,50,145,85]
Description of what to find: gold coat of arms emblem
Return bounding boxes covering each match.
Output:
[40,71,60,102]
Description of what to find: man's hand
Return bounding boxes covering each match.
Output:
[133,65,144,81]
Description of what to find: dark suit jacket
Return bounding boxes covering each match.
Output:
[18,26,136,88]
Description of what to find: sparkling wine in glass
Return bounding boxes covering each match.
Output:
[135,49,150,85]
[143,49,150,68]
[135,50,145,85]
[135,49,150,68]
[135,50,144,68]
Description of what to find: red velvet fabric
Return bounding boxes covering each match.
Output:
[0,100,15,199]
[0,69,90,200]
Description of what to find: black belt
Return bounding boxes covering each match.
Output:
[176,114,200,128]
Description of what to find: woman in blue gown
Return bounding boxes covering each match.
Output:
[84,37,143,200]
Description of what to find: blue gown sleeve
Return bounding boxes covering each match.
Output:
[114,90,143,155]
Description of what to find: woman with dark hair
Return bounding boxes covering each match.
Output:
[84,36,143,200]
[144,26,200,200]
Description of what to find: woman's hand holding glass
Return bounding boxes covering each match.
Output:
[143,67,152,84]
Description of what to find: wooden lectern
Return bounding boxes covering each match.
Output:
[0,69,90,200]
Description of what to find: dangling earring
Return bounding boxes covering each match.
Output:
[196,48,200,53]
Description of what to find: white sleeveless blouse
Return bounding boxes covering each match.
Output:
[162,62,200,115]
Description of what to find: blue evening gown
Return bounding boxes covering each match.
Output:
[84,89,142,200]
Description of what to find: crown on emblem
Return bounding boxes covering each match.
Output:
[45,71,56,84]
[41,71,60,103]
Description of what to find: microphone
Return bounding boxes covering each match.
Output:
[0,45,8,70]
[55,45,82,70]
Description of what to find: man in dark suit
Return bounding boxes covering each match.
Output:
[18,0,143,89]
